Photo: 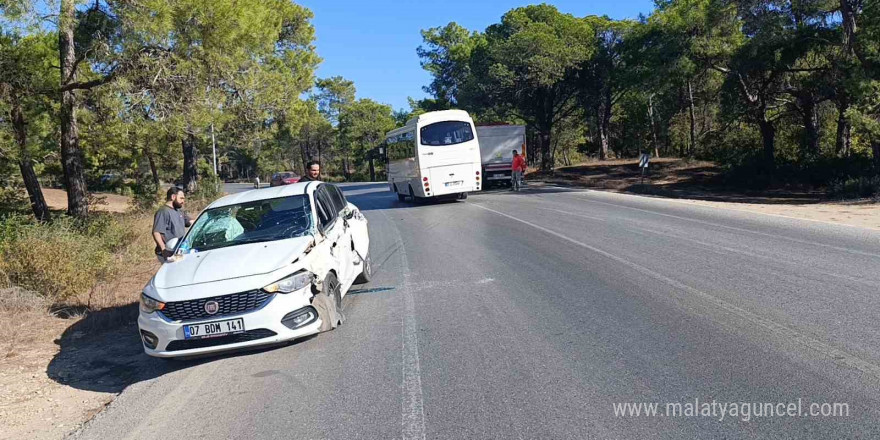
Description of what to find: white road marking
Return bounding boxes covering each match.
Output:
[380,211,426,440]
[471,203,880,380]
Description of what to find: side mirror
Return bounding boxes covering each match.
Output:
[166,237,179,250]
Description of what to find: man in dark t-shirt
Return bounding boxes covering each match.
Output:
[299,161,321,182]
[153,187,192,262]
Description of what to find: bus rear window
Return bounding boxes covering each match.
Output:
[420,121,475,146]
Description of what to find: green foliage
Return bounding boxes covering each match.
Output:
[190,174,223,207]
[829,175,880,199]
[0,213,140,301]
[416,1,880,190]
[0,186,28,215]
[130,181,162,213]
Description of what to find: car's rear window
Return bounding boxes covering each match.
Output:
[420,121,475,146]
[181,195,312,252]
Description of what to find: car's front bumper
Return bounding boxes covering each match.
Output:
[138,288,321,358]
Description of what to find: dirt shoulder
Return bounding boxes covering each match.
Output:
[528,158,879,230]
[0,252,161,440]
[42,188,131,213]
[0,189,165,440]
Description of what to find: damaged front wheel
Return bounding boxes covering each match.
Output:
[313,272,344,332]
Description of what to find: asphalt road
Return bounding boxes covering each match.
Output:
[76,181,880,439]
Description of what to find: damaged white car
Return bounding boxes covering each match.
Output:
[138,182,371,358]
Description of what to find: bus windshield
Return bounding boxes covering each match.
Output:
[420,121,474,146]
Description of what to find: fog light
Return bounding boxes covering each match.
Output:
[141,330,158,349]
[281,306,318,329]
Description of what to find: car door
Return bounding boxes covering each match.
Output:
[326,184,357,286]
[334,185,369,268]
[314,185,351,286]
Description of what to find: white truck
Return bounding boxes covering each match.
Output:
[476,124,526,187]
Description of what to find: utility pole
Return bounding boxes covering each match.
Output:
[210,123,218,175]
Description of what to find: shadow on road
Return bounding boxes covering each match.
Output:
[45,303,315,393]
[46,304,183,394]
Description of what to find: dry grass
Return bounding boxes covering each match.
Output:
[0,211,158,359]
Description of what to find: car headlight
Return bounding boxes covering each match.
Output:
[263,270,314,293]
[140,293,166,314]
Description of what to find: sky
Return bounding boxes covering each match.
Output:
[297,0,657,112]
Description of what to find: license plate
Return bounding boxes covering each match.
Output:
[444,181,463,187]
[184,318,245,339]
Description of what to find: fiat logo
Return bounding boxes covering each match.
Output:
[204,301,220,315]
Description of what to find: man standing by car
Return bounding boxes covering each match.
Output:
[153,187,192,262]
[299,161,321,182]
[511,150,527,191]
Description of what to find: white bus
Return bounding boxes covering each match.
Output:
[385,110,482,202]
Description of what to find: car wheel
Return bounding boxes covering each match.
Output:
[354,252,372,284]
[314,272,344,332]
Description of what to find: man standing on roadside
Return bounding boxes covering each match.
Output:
[299,160,321,182]
[153,187,192,263]
[511,150,527,191]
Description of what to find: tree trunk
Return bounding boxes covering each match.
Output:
[648,94,660,158]
[11,100,50,222]
[873,141,880,175]
[801,95,820,158]
[146,151,160,186]
[538,130,553,171]
[687,79,697,157]
[758,119,776,169]
[596,103,610,160]
[835,96,852,156]
[182,132,199,192]
[59,0,89,218]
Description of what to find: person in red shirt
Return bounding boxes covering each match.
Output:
[511,150,527,191]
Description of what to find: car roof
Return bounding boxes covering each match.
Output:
[206,181,324,209]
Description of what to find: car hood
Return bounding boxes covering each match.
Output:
[153,236,313,289]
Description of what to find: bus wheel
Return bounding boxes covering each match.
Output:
[458,192,468,200]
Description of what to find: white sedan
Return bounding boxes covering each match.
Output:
[138,182,371,358]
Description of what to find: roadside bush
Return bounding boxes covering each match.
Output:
[130,181,162,213]
[0,186,29,216]
[829,175,880,199]
[0,217,114,301]
[0,212,148,303]
[190,175,223,209]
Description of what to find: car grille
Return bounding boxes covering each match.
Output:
[166,329,277,352]
[159,290,274,322]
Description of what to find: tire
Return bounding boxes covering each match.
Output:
[458,192,468,200]
[397,193,406,202]
[354,252,372,284]
[314,272,344,332]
